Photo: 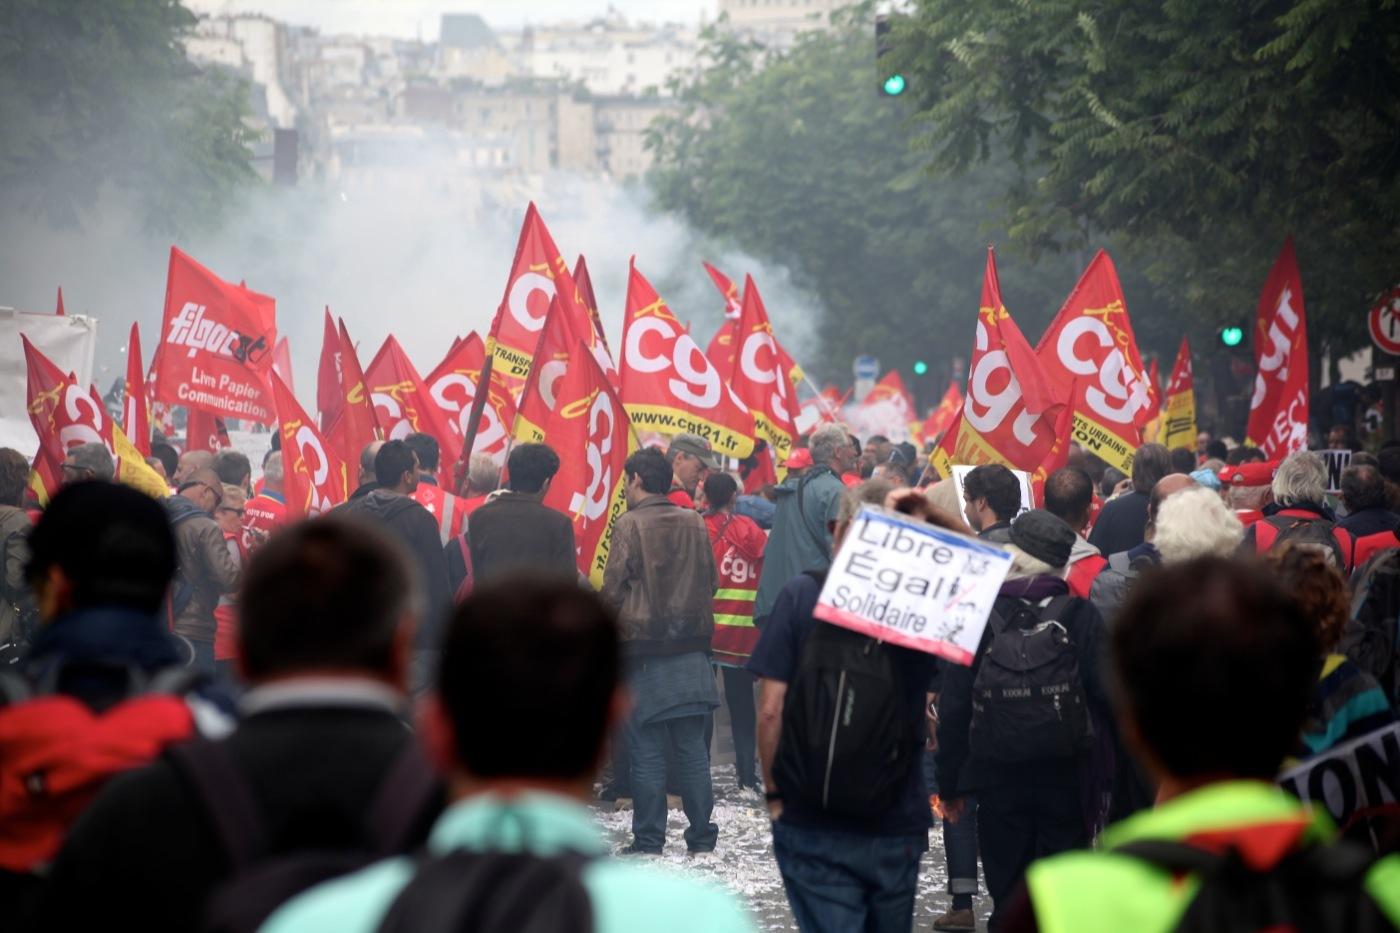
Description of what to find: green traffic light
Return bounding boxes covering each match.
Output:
[913,360,928,375]
[883,74,907,96]
[1220,326,1244,347]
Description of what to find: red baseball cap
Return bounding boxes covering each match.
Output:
[1217,460,1278,487]
[785,448,814,470]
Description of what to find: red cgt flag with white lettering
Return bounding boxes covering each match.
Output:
[619,260,755,460]
[151,246,278,424]
[366,335,460,487]
[317,308,343,433]
[1245,238,1309,458]
[271,373,348,518]
[725,275,800,466]
[424,331,517,466]
[124,322,151,457]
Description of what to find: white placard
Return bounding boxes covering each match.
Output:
[1321,449,1351,495]
[950,465,1035,518]
[814,506,1013,665]
[1279,722,1400,830]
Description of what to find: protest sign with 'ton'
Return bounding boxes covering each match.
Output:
[813,506,1012,665]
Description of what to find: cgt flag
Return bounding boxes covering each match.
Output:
[1161,337,1198,451]
[922,380,963,441]
[934,248,1068,489]
[1035,250,1153,474]
[366,335,460,487]
[425,331,517,465]
[1246,238,1309,458]
[702,262,804,387]
[151,247,278,424]
[271,373,348,518]
[326,318,382,471]
[316,308,343,433]
[185,408,230,454]
[573,255,616,373]
[541,340,637,588]
[23,336,166,501]
[515,297,578,444]
[619,260,756,459]
[123,323,151,457]
[726,275,800,467]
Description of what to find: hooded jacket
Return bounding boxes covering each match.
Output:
[753,465,844,621]
[601,495,717,656]
[164,496,240,644]
[341,489,451,649]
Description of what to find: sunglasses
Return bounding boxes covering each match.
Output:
[179,481,223,509]
[216,505,245,517]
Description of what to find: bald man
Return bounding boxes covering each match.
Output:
[174,449,214,486]
[349,440,385,501]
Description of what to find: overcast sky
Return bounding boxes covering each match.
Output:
[185,1,717,36]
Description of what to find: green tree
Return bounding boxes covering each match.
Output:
[0,0,258,233]
[894,0,1400,356]
[645,11,1114,387]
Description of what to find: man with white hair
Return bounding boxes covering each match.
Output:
[752,423,857,626]
[1241,450,1355,571]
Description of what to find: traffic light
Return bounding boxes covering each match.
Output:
[912,359,929,376]
[876,14,906,97]
[1219,326,1244,348]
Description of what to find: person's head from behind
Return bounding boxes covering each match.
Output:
[212,449,252,491]
[1340,463,1387,515]
[1043,467,1093,534]
[261,450,284,494]
[0,448,29,508]
[375,439,418,493]
[1169,447,1197,476]
[1272,450,1327,508]
[404,432,440,479]
[178,467,225,514]
[1114,557,1318,785]
[435,579,620,790]
[702,472,739,514]
[1006,509,1076,579]
[1152,485,1242,564]
[623,447,671,506]
[962,463,1020,531]
[238,516,415,689]
[175,448,212,484]
[1205,439,1229,462]
[1131,443,1172,493]
[1327,424,1354,451]
[1143,473,1197,541]
[1266,542,1349,655]
[62,442,115,485]
[1100,466,1126,498]
[463,453,499,497]
[150,441,179,481]
[359,440,385,486]
[25,481,176,622]
[1378,445,1400,486]
[506,443,560,496]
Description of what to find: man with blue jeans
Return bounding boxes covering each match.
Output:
[602,448,720,855]
[751,481,938,932]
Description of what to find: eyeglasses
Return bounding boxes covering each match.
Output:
[216,505,245,517]
[179,480,223,509]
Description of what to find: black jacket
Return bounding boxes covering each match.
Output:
[1086,490,1149,557]
[936,576,1107,797]
[37,702,443,933]
[466,491,577,586]
[340,490,452,648]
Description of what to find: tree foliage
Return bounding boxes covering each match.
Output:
[645,11,1106,386]
[0,0,258,233]
[895,0,1400,353]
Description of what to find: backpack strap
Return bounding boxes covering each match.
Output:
[376,849,595,933]
[794,470,832,557]
[167,739,268,870]
[364,740,439,854]
[1037,594,1074,623]
[1253,517,1282,551]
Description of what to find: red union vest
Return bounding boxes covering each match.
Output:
[413,482,469,547]
[705,510,767,665]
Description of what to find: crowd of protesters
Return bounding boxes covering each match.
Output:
[2,418,1400,933]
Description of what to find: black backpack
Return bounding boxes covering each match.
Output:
[1116,837,1395,932]
[1257,512,1351,570]
[1346,548,1400,708]
[773,573,914,816]
[970,595,1093,763]
[374,849,595,933]
[168,738,438,933]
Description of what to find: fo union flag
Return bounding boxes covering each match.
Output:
[366,335,460,486]
[934,248,1068,491]
[424,332,516,466]
[726,275,799,466]
[1034,250,1152,475]
[271,373,348,517]
[151,246,278,424]
[542,341,637,588]
[1246,238,1309,459]
[619,260,756,459]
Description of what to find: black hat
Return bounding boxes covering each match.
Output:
[1009,508,1075,569]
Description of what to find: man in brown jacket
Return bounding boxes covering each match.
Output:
[602,447,719,855]
[165,467,240,672]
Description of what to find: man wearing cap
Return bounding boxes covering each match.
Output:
[666,433,721,509]
[935,508,1108,929]
[1218,459,1276,526]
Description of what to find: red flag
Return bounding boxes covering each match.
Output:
[185,408,230,453]
[486,203,582,394]
[573,255,614,364]
[703,261,744,320]
[150,247,278,424]
[425,332,516,466]
[619,260,756,459]
[933,248,1066,485]
[1034,250,1152,473]
[333,319,381,470]
[316,308,342,432]
[921,381,963,440]
[124,323,151,456]
[726,275,799,464]
[541,341,637,587]
[271,373,348,517]
[702,264,803,386]
[1146,358,1162,422]
[365,335,459,486]
[272,336,295,398]
[1161,337,1198,451]
[705,319,740,375]
[1245,238,1309,458]
[55,287,65,316]
[515,297,579,444]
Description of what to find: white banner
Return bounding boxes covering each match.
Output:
[1278,722,1400,830]
[814,506,1012,664]
[1321,449,1351,495]
[0,310,97,458]
[950,464,1035,518]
